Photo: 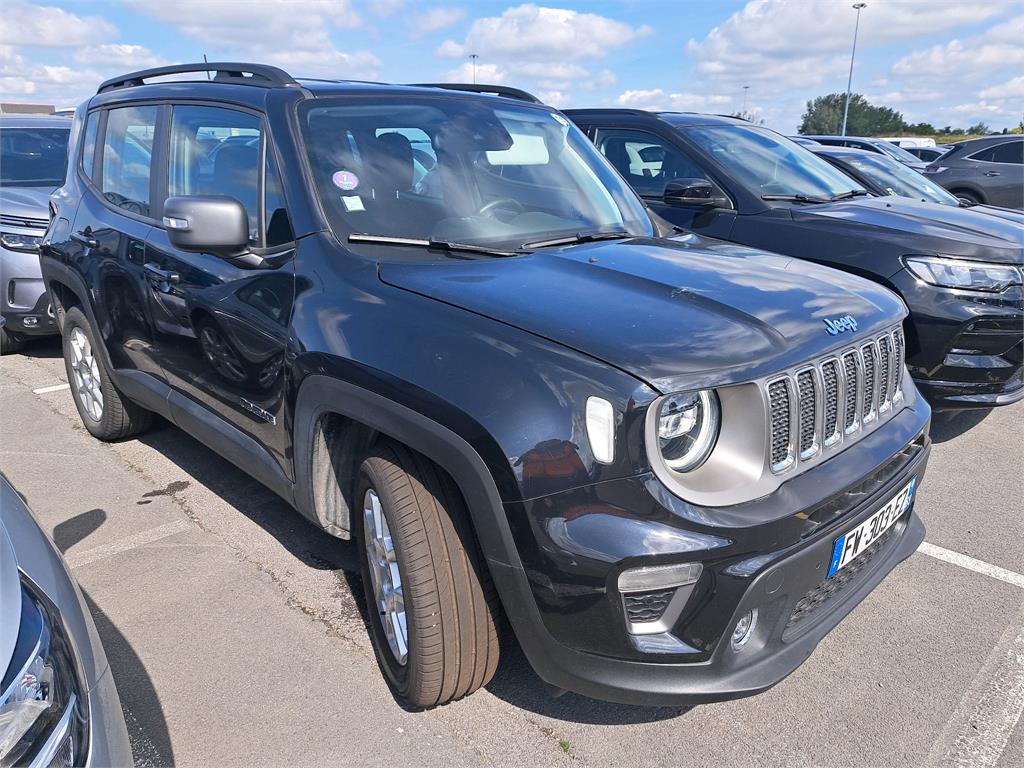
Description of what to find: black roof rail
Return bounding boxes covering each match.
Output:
[97,62,299,94]
[409,83,542,104]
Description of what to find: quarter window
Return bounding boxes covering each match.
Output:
[100,106,157,217]
[81,112,99,180]
[969,140,1023,165]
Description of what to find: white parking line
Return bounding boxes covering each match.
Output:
[32,382,70,394]
[929,616,1024,768]
[65,519,194,568]
[918,541,1024,589]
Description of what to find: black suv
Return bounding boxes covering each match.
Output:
[42,64,930,708]
[566,110,1024,409]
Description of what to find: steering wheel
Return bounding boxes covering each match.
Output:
[478,197,526,218]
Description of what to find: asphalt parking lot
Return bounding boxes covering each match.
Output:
[2,339,1022,768]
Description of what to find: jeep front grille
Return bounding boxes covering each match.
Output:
[767,326,906,476]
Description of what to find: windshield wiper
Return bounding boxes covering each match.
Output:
[523,229,633,249]
[348,233,523,257]
[829,190,871,201]
[760,194,832,204]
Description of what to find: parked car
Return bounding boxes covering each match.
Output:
[566,109,1024,408]
[924,136,1024,209]
[1,474,133,766]
[811,146,1024,227]
[800,135,927,171]
[42,63,931,709]
[875,137,935,149]
[905,146,948,163]
[0,115,69,353]
[787,135,820,147]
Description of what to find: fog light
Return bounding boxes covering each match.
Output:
[23,316,38,327]
[731,609,758,649]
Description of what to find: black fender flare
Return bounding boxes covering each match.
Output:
[292,374,521,569]
[40,259,119,373]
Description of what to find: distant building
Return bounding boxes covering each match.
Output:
[0,103,56,115]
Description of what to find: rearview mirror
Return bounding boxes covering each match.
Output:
[163,196,249,258]
[663,179,730,209]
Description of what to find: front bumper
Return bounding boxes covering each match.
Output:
[1,243,57,337]
[497,401,931,706]
[891,268,1023,410]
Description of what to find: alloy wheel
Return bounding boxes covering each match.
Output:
[68,326,103,421]
[362,488,408,665]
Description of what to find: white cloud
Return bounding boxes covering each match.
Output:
[614,89,733,113]
[130,0,360,49]
[0,0,118,48]
[436,4,646,98]
[438,4,650,62]
[0,40,167,107]
[979,75,1024,101]
[410,7,466,39]
[687,0,1019,89]
[891,16,1024,80]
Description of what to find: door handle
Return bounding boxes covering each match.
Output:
[71,230,98,248]
[143,262,180,290]
[984,170,1001,177]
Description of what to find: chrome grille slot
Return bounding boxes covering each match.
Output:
[892,328,905,402]
[861,343,877,423]
[842,351,859,434]
[796,368,818,459]
[821,359,841,446]
[765,324,904,476]
[877,335,892,413]
[768,378,793,471]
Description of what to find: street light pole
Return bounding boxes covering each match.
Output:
[468,53,479,84]
[841,3,867,136]
[742,85,749,115]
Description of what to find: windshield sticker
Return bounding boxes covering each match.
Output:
[332,170,359,191]
[342,195,365,212]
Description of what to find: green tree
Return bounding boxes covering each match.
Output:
[967,122,991,135]
[798,93,905,135]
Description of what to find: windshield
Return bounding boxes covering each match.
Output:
[0,127,70,187]
[684,125,866,200]
[871,140,923,165]
[842,152,958,206]
[300,98,652,252]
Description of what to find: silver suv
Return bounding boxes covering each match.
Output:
[0,115,69,353]
[925,136,1024,209]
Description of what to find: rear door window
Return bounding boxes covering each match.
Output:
[100,106,158,217]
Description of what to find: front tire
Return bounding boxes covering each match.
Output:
[0,325,24,355]
[62,306,152,440]
[356,440,500,708]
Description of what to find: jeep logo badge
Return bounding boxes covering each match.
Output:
[824,315,858,336]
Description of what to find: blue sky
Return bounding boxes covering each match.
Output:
[2,0,1021,133]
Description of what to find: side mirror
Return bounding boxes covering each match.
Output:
[663,179,731,209]
[163,196,249,258]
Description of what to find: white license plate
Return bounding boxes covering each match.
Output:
[827,477,916,577]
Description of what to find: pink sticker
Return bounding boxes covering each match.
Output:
[332,170,359,191]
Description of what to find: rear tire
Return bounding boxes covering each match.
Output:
[0,324,24,355]
[952,189,983,206]
[356,439,500,708]
[62,306,152,440]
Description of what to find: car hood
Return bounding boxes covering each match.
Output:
[792,197,1024,265]
[0,185,55,219]
[967,204,1024,227]
[379,234,906,391]
[0,514,20,681]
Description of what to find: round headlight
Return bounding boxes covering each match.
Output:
[657,390,720,472]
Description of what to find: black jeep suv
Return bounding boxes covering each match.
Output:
[42,64,930,708]
[566,110,1024,409]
